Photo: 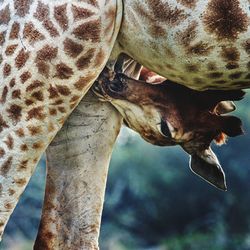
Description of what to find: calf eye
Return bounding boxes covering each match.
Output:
[160,119,172,138]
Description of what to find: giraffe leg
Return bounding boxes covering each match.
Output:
[0,0,123,240]
[34,91,122,250]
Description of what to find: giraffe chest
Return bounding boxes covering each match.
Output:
[119,0,250,90]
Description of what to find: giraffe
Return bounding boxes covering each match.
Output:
[1,0,250,248]
[115,0,250,90]
[93,70,245,191]
[0,0,123,242]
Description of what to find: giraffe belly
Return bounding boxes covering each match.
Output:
[119,0,250,90]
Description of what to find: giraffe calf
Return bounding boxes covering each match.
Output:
[93,71,245,191]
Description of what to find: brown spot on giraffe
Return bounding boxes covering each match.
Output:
[48,122,55,132]
[229,72,243,79]
[31,91,44,101]
[177,0,197,9]
[147,0,188,26]
[226,62,239,70]
[187,42,214,56]
[36,45,58,62]
[70,102,78,110]
[76,48,95,70]
[193,77,205,84]
[85,0,99,7]
[18,160,29,171]
[242,39,250,55]
[0,148,5,158]
[206,72,224,79]
[0,157,13,177]
[25,99,34,106]
[1,86,8,103]
[35,224,56,250]
[15,49,30,69]
[23,22,45,44]
[20,144,28,151]
[58,107,66,113]
[185,64,199,72]
[26,81,45,92]
[9,22,20,40]
[48,85,59,99]
[148,24,166,38]
[27,125,42,136]
[9,78,16,88]
[14,0,33,17]
[15,128,25,137]
[74,74,96,90]
[72,5,94,21]
[207,62,218,71]
[4,135,14,150]
[0,32,6,45]
[55,63,74,79]
[34,1,49,21]
[27,106,45,121]
[20,71,32,83]
[32,142,44,149]
[54,4,68,31]
[8,189,15,196]
[203,0,249,41]
[5,45,18,56]
[213,80,227,84]
[4,203,12,210]
[0,5,11,25]
[70,95,80,103]
[43,20,59,37]
[36,62,50,78]
[63,38,83,58]
[51,99,63,106]
[49,108,57,116]
[56,85,71,96]
[7,104,22,124]
[0,32,6,46]
[11,89,21,99]
[3,64,11,77]
[14,178,27,187]
[221,47,240,62]
[73,19,101,42]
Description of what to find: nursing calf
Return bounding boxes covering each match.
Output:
[93,71,245,191]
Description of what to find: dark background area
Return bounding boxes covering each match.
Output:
[0,91,250,250]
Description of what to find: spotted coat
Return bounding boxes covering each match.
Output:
[117,0,250,90]
[0,0,122,239]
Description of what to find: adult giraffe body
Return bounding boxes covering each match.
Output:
[115,0,250,90]
[1,0,250,249]
[0,0,123,242]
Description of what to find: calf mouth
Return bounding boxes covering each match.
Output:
[93,74,127,100]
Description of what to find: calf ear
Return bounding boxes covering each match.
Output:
[189,148,227,191]
[215,101,236,114]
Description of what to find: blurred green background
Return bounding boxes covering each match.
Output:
[0,91,250,250]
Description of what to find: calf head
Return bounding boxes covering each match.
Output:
[93,72,245,191]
